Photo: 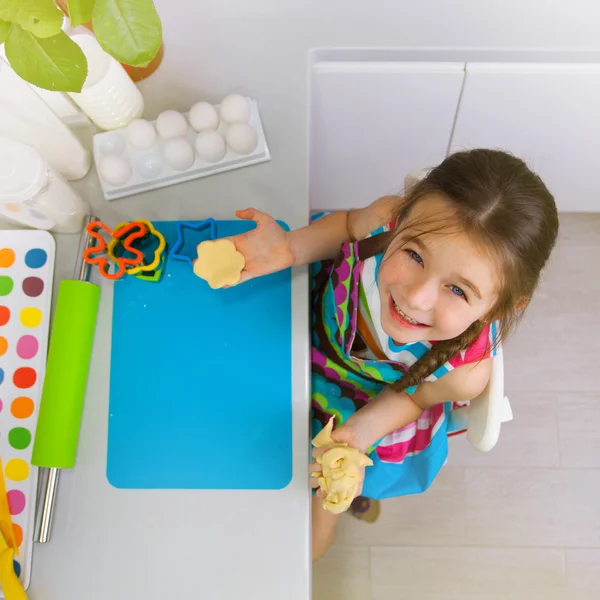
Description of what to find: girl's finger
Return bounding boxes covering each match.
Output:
[308,462,321,474]
[311,447,327,459]
[316,488,326,500]
[235,208,272,226]
[310,478,320,489]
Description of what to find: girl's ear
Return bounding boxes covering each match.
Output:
[515,297,530,310]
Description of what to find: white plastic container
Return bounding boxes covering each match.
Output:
[0,56,91,180]
[68,33,144,131]
[0,136,89,233]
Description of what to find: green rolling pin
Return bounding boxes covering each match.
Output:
[32,215,101,543]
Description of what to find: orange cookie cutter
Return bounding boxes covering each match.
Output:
[83,220,148,280]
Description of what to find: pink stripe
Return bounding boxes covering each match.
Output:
[376,404,445,463]
[448,324,492,368]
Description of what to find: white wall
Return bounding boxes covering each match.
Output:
[140,0,600,220]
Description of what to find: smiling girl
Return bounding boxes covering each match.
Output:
[227,148,559,561]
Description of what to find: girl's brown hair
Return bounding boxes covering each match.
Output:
[386,149,559,393]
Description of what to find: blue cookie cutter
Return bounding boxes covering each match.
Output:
[170,219,217,266]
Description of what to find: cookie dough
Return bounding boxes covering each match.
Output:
[193,239,245,289]
[312,417,373,514]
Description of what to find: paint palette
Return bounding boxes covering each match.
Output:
[0,230,55,592]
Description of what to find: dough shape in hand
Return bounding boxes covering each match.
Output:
[312,417,373,514]
[193,239,245,289]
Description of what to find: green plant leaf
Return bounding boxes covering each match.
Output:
[5,25,88,92]
[0,19,11,44]
[93,0,161,67]
[68,0,96,27]
[0,0,63,39]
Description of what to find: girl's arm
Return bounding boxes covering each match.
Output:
[336,359,492,452]
[290,195,401,266]
[229,196,401,283]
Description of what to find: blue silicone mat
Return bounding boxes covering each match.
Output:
[107,220,292,489]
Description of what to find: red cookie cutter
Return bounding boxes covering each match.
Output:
[83,220,148,280]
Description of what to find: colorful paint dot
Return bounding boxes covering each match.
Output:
[0,276,13,296]
[12,560,21,578]
[5,459,28,482]
[0,306,9,326]
[0,336,6,356]
[4,203,20,213]
[12,524,22,548]
[0,249,15,268]
[7,490,25,516]
[8,428,31,450]
[0,368,3,385]
[16,335,38,359]
[11,397,33,419]
[0,399,3,412]
[13,367,36,389]
[22,277,44,297]
[20,307,41,328]
[25,248,47,269]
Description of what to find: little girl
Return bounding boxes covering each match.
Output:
[227,148,559,561]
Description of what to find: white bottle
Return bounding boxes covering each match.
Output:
[0,136,89,233]
[68,33,144,131]
[0,57,91,180]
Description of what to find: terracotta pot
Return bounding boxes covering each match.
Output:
[56,0,164,82]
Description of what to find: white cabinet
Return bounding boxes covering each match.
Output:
[309,62,465,210]
[309,51,600,212]
[450,63,600,212]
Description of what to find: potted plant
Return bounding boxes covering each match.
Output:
[0,0,162,93]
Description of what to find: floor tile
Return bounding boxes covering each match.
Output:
[313,545,371,600]
[448,392,559,468]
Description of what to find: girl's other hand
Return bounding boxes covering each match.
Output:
[308,432,367,500]
[225,208,295,285]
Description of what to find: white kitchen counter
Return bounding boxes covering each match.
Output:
[28,164,311,599]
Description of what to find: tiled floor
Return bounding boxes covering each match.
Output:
[313,214,600,599]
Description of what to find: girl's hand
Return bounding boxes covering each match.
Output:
[225,208,295,285]
[308,424,367,500]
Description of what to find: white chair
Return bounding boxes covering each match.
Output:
[454,345,514,452]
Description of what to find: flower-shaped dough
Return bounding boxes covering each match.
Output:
[193,239,245,289]
[312,418,373,514]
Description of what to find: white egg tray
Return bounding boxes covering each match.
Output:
[92,99,270,201]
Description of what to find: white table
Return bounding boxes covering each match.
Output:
[28,167,311,600]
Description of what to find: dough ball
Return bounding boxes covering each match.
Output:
[99,154,132,186]
[126,119,157,150]
[193,239,245,289]
[225,123,258,155]
[195,130,227,163]
[219,93,251,124]
[189,101,219,132]
[163,137,195,171]
[156,110,188,139]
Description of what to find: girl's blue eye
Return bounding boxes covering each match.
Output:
[408,250,423,265]
[449,285,466,299]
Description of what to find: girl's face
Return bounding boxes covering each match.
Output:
[378,195,499,344]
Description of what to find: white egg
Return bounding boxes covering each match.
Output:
[195,130,226,163]
[98,133,126,155]
[163,138,195,171]
[219,94,251,124]
[99,154,132,186]
[136,153,163,178]
[225,123,258,155]
[126,119,157,150]
[156,110,188,138]
[189,101,219,132]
